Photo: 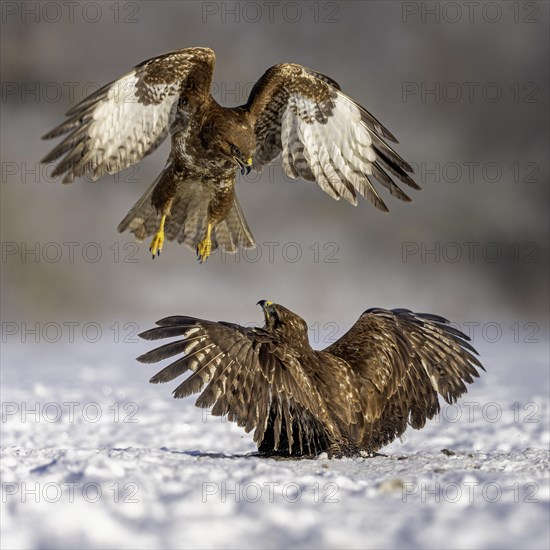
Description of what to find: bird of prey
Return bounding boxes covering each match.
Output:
[42,47,419,262]
[138,301,484,457]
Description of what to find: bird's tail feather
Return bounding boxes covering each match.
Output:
[117,174,255,254]
[117,174,161,241]
[212,196,256,253]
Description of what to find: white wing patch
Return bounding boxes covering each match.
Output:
[250,64,419,212]
[42,71,180,183]
[86,73,179,178]
[280,92,389,208]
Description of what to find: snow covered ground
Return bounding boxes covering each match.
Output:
[1,337,549,550]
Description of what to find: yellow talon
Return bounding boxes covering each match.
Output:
[149,215,166,258]
[197,224,213,263]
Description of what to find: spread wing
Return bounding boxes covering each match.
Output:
[246,64,420,212]
[324,308,484,450]
[138,316,335,455]
[41,47,215,183]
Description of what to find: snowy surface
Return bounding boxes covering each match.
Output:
[1,338,549,550]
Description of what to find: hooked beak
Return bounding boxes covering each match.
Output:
[234,156,253,175]
[257,300,274,319]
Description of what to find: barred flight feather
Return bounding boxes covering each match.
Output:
[138,303,484,457]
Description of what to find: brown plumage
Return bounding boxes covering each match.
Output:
[42,47,419,262]
[138,301,484,457]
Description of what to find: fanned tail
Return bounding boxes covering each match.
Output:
[118,173,255,255]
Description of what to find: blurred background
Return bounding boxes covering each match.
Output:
[1,0,548,366]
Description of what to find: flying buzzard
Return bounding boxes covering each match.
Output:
[42,47,419,262]
[138,301,484,457]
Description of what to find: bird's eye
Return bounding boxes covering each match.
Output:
[231,145,242,157]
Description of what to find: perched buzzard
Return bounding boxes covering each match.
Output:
[138,301,484,457]
[42,47,419,262]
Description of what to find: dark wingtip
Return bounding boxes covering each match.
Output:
[138,327,160,341]
[382,128,398,143]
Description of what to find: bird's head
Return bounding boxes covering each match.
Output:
[205,111,256,175]
[257,300,311,349]
[221,120,255,175]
